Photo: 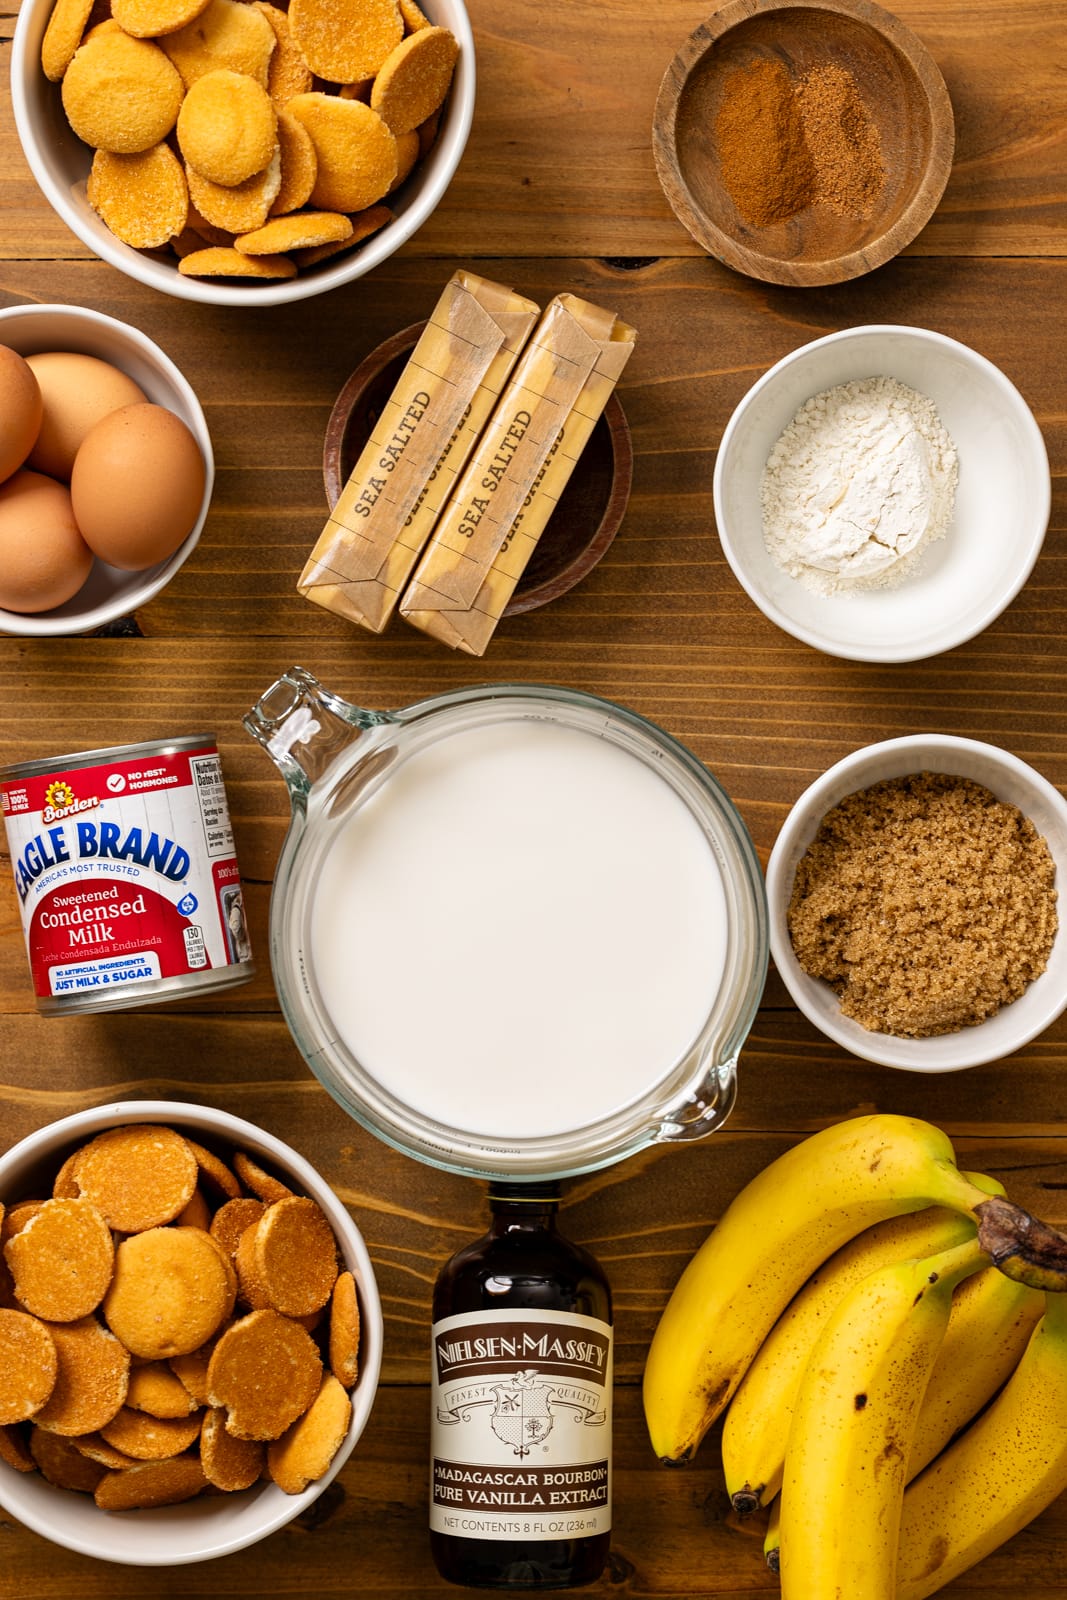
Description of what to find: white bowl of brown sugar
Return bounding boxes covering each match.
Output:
[766,736,1067,1071]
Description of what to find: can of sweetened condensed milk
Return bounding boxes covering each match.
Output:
[1,737,254,1015]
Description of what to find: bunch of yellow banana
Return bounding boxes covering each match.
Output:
[722,1172,1043,1516]
[643,1113,994,1462]
[642,1112,1067,1596]
[779,1232,989,1597]
[898,1287,1067,1597]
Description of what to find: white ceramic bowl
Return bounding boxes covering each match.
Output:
[0,303,213,636]
[713,325,1050,661]
[0,1099,383,1565]
[766,735,1067,1071]
[10,0,475,308]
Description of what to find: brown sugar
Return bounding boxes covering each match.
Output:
[787,772,1058,1038]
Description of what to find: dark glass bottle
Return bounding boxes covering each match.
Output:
[429,1182,613,1589]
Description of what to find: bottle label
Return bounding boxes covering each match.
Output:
[429,1307,612,1542]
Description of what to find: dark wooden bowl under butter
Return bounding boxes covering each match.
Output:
[652,0,955,287]
[322,322,633,619]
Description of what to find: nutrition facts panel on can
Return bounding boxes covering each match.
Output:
[190,754,236,858]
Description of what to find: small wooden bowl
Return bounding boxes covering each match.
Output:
[323,323,633,618]
[652,0,955,287]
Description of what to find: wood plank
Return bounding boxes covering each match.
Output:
[1,254,1062,643]
[2,1,1067,260]
[2,1383,1066,1596]
[0,1011,1063,1387]
[1,0,1066,1590]
[4,635,1067,874]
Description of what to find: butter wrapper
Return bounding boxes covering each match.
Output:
[399,293,636,656]
[297,271,541,633]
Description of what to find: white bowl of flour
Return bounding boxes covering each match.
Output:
[713,324,1050,661]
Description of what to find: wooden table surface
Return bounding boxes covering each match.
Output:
[1,0,1066,1594]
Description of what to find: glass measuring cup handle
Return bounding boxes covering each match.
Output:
[655,1057,739,1144]
[243,665,392,805]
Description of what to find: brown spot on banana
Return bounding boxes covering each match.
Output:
[873,1439,904,1478]
[916,1534,951,1582]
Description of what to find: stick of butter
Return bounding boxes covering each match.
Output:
[399,293,636,656]
[297,271,541,634]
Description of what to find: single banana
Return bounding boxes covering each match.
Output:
[778,1234,988,1600]
[642,1114,991,1463]
[722,1197,986,1514]
[897,1288,1067,1599]
[764,1498,781,1574]
[906,1264,1044,1479]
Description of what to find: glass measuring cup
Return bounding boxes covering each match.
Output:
[246,668,768,1180]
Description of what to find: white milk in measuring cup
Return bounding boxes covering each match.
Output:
[248,670,769,1179]
[309,717,729,1138]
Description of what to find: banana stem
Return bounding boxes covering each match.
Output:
[935,1162,1007,1218]
[976,1197,1067,1292]
[925,1233,991,1293]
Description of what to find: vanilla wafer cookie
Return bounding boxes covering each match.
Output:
[75,1125,198,1232]
[30,1426,108,1493]
[125,1360,201,1417]
[200,1406,264,1490]
[94,1453,208,1509]
[207,1308,321,1440]
[267,1371,351,1494]
[232,1150,293,1204]
[100,1404,203,1460]
[0,1309,58,1424]
[32,1316,129,1437]
[104,1226,236,1359]
[252,1197,339,1316]
[328,1270,361,1388]
[4,1199,114,1323]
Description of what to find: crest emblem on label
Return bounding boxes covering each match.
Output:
[44,781,75,810]
[489,1370,554,1456]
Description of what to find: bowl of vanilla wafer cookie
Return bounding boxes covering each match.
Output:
[11,0,474,305]
[0,1100,383,1564]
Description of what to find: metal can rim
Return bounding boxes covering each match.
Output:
[0,735,218,784]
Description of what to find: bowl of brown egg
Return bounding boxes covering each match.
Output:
[11,0,474,305]
[0,302,214,635]
[0,1099,383,1564]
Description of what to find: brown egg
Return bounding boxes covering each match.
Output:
[71,402,206,570]
[0,470,94,613]
[0,345,44,484]
[26,351,147,481]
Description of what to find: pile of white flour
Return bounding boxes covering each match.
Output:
[760,376,959,595]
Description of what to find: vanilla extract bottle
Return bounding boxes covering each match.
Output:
[429,1182,613,1589]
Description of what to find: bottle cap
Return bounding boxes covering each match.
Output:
[487,1180,562,1203]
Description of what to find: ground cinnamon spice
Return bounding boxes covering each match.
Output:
[715,56,885,227]
[787,772,1058,1038]
[714,58,815,227]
